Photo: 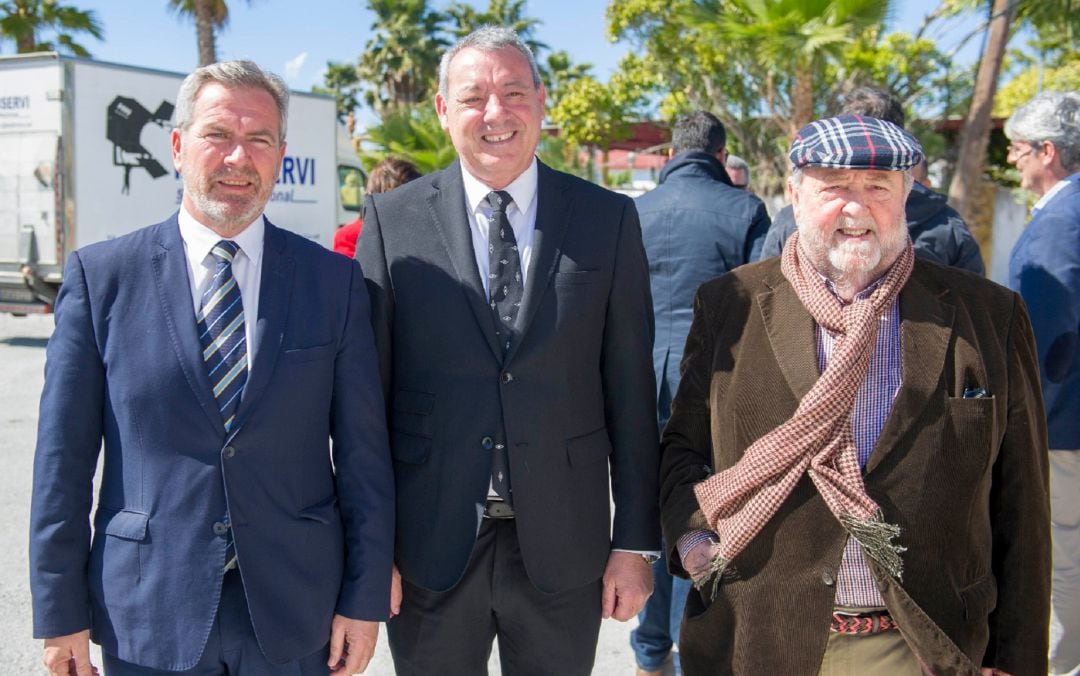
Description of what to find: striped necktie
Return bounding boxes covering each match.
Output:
[198,240,247,432]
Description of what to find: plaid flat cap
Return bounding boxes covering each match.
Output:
[789,114,923,171]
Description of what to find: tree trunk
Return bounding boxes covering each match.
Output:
[947,0,1016,223]
[790,66,814,139]
[195,0,217,66]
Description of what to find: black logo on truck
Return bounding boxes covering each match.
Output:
[107,96,174,194]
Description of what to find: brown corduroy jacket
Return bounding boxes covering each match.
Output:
[660,257,1050,676]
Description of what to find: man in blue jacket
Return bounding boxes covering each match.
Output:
[759,87,985,276]
[631,110,769,675]
[1006,90,1080,676]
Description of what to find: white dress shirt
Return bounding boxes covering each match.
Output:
[461,158,539,295]
[177,206,264,369]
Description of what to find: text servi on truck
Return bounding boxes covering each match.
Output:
[0,52,365,315]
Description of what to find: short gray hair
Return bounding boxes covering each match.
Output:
[438,25,542,99]
[726,154,750,182]
[1005,91,1080,172]
[175,60,290,143]
[789,166,914,195]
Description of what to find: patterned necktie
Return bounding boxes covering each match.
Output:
[197,240,247,432]
[486,190,523,355]
[485,190,521,505]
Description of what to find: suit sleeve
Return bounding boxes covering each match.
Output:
[29,251,104,637]
[330,259,396,620]
[603,198,661,552]
[356,194,394,406]
[983,293,1051,672]
[659,286,718,576]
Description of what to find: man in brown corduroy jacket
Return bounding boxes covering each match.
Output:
[660,115,1050,676]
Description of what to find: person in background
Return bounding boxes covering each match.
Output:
[29,60,394,676]
[630,110,769,676]
[1005,90,1080,676]
[333,156,421,258]
[662,114,1049,674]
[759,86,985,276]
[725,154,752,192]
[358,26,659,675]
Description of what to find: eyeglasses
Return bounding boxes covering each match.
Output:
[1007,141,1040,161]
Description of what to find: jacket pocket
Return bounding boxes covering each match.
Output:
[95,508,150,541]
[298,495,339,524]
[566,427,611,467]
[281,341,335,363]
[392,389,435,441]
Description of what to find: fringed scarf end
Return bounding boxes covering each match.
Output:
[691,553,735,601]
[840,512,906,581]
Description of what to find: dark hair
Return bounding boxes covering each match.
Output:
[366,156,422,195]
[672,110,726,155]
[840,86,905,128]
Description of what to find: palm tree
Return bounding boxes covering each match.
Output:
[0,0,103,56]
[167,0,254,66]
[358,0,446,116]
[445,0,548,56]
[684,0,890,137]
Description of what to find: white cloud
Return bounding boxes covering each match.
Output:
[283,52,308,84]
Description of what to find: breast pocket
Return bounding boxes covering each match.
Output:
[943,396,997,476]
[553,270,602,287]
[281,341,336,363]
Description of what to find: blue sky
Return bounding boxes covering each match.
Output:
[23,1,985,103]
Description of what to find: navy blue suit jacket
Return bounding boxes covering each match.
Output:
[30,215,394,670]
[1009,176,1080,449]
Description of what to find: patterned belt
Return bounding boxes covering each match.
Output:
[830,610,899,635]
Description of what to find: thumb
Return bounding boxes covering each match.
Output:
[327,617,345,669]
[601,577,617,619]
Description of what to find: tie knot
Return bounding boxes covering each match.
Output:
[211,240,240,264]
[485,191,513,214]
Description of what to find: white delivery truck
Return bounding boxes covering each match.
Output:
[0,52,365,314]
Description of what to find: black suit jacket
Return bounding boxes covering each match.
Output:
[359,160,660,593]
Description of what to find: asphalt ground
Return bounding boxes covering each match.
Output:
[0,313,650,674]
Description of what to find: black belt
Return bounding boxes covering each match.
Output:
[483,499,515,519]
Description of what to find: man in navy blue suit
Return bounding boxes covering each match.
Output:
[29,60,394,676]
[1006,90,1080,676]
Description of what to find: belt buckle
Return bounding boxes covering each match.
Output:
[484,500,515,519]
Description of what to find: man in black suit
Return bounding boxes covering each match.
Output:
[358,25,660,675]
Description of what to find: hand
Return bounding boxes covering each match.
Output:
[42,630,97,676]
[601,551,653,621]
[328,616,379,675]
[389,564,402,618]
[682,539,722,584]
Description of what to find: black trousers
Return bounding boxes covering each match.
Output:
[387,517,604,675]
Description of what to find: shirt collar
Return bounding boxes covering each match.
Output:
[178,204,265,264]
[461,158,538,217]
[1033,174,1078,212]
[821,270,889,305]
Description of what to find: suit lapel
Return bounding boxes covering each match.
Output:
[151,216,223,433]
[428,162,503,361]
[507,161,571,363]
[231,220,293,434]
[759,271,820,401]
[866,270,954,473]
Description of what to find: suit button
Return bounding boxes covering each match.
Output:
[213,521,229,536]
[222,446,236,459]
[500,372,513,384]
[481,436,494,450]
[821,570,836,586]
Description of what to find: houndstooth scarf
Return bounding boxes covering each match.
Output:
[692,231,915,592]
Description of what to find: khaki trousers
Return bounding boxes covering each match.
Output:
[818,613,924,676]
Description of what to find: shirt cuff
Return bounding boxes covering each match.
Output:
[675,530,719,565]
[612,548,662,564]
